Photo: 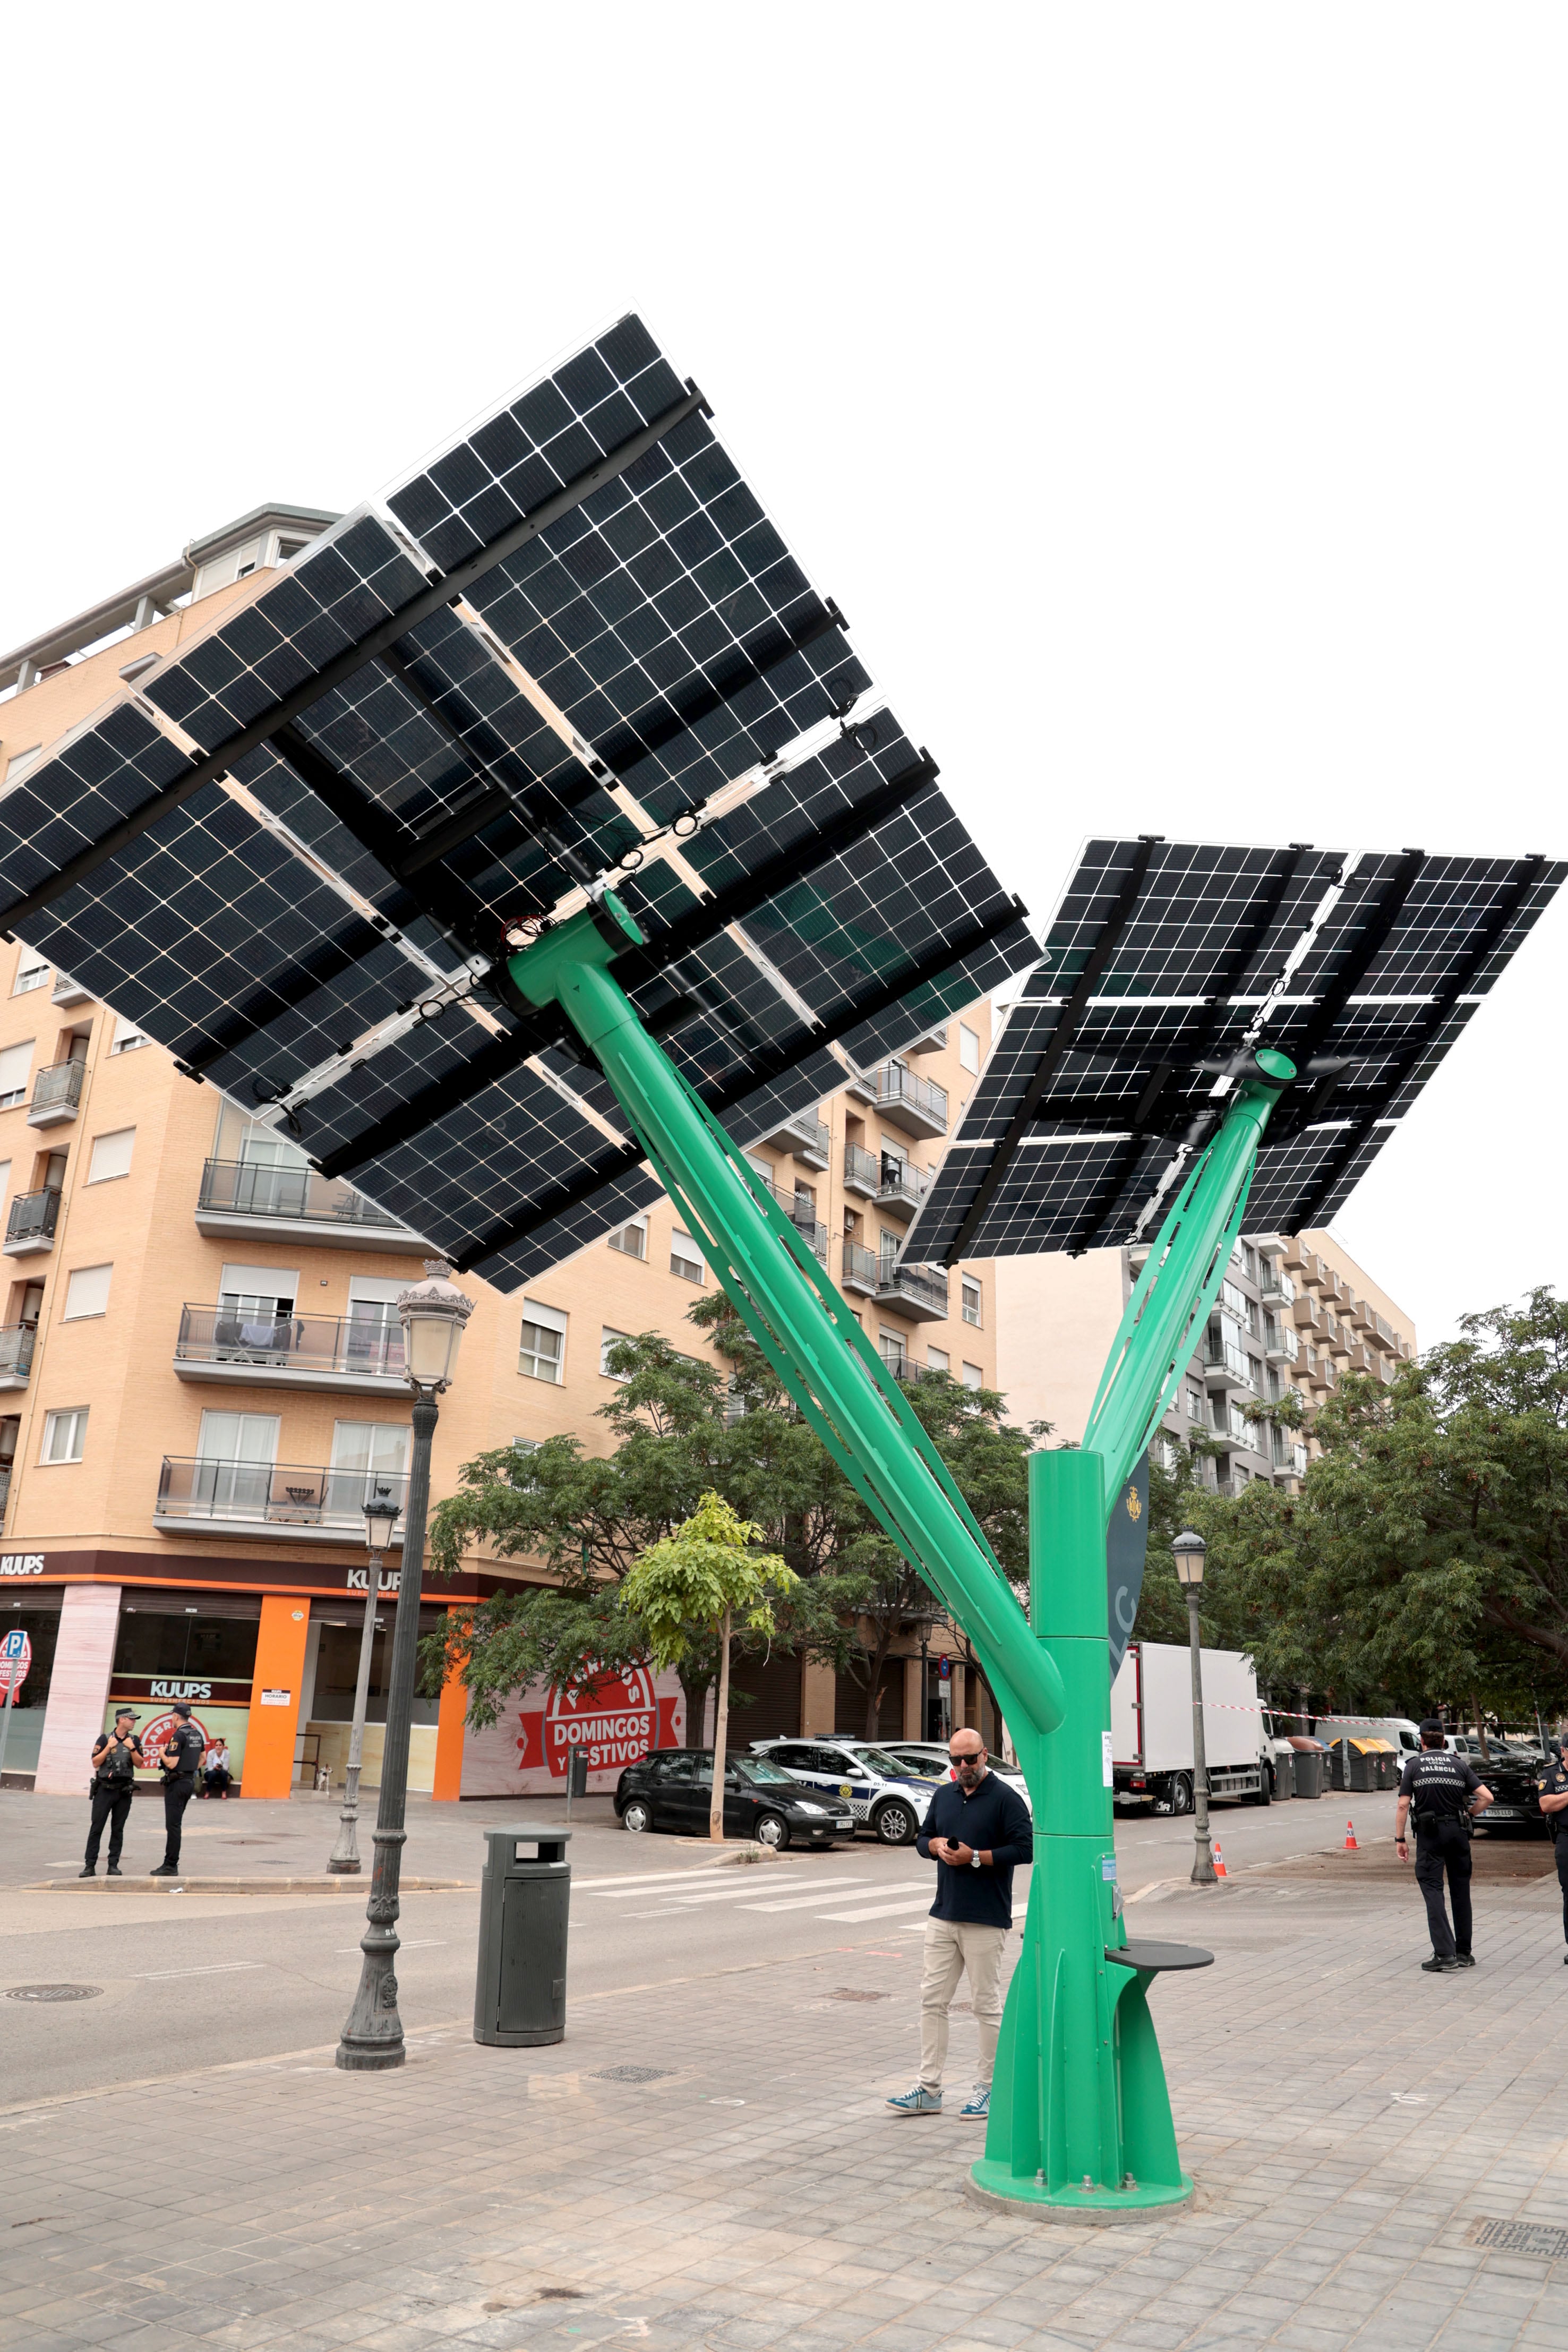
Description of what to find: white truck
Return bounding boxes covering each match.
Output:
[1111,1640,1272,1814]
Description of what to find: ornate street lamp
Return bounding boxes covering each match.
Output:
[325,1483,403,1875]
[337,1262,474,2071]
[1173,1530,1216,1885]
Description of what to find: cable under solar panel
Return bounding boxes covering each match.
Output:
[0,317,1036,1286]
[902,836,1565,1267]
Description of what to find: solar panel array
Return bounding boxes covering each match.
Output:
[0,317,1034,1288]
[902,837,1564,1267]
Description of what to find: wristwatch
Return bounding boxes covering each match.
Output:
[969,1851,981,1869]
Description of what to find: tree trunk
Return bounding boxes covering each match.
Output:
[709,1608,732,1842]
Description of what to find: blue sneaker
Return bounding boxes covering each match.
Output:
[959,2088,990,2119]
[885,2085,942,2115]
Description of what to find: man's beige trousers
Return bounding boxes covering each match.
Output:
[919,1917,1007,2092]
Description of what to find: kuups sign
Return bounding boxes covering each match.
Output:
[458,1662,684,1798]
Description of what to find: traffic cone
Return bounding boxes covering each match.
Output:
[1344,1819,1359,1850]
[1212,1841,1228,1879]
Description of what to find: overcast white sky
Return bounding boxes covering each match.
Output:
[3,6,1564,1346]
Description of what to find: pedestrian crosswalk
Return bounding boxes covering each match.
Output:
[573,1862,1030,1936]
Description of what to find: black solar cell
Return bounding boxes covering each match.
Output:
[902,837,1564,1264]
[0,317,1038,1291]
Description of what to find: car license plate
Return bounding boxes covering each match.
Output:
[1488,1806,1524,1819]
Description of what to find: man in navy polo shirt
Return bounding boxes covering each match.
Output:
[887,1726,1033,2121]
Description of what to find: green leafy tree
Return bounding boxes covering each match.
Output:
[622,1490,798,1839]
[1188,1288,1568,1721]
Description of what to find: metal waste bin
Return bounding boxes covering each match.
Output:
[1291,1748,1325,1799]
[474,1825,571,2048]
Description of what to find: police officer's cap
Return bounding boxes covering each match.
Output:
[114,1706,139,1720]
[171,1703,193,1718]
[1418,1716,1445,1741]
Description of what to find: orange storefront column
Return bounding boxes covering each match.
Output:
[432,1654,467,1801]
[242,1597,312,1799]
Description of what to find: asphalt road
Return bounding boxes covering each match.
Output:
[0,1784,1398,2106]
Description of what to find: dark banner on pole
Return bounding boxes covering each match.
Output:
[1107,1452,1149,1679]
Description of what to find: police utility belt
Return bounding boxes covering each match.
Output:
[1410,1805,1473,1837]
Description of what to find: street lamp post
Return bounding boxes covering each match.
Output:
[326,1483,403,1875]
[1173,1530,1216,1885]
[337,1262,474,2072]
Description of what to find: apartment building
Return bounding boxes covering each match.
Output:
[990,1227,1416,1493]
[0,511,1001,1800]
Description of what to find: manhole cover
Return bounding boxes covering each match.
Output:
[590,2064,674,2084]
[829,1988,889,2003]
[6,1984,103,2003]
[1466,2218,1568,2260]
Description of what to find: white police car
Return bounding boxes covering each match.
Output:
[878,1740,1034,1817]
[749,1737,936,1845]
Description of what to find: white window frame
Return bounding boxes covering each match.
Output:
[87,1127,135,1184]
[110,1014,148,1054]
[958,1021,980,1074]
[961,1362,983,1391]
[520,1298,567,1385]
[3,748,42,790]
[63,1263,113,1321]
[608,1216,648,1261]
[0,1040,33,1108]
[600,1326,631,1379]
[926,1346,950,1374]
[961,1277,982,1328]
[40,1406,88,1464]
[12,951,48,997]
[670,1229,704,1285]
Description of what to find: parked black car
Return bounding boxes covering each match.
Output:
[1476,1746,1550,1834]
[614,1748,856,1848]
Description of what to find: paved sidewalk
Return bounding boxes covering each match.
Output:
[3,1855,1567,2351]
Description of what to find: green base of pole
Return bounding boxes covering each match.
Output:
[965,2162,1195,2224]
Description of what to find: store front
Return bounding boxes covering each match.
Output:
[16,1547,497,1799]
[0,1584,62,1783]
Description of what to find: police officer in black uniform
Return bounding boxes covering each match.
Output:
[151,1703,206,1876]
[1536,1737,1568,1960]
[81,1708,143,1876]
[1394,1716,1493,1971]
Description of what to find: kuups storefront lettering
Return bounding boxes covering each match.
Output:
[0,1554,46,1577]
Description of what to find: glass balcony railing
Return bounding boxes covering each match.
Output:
[0,1466,11,1523]
[842,1238,878,1289]
[5,1188,62,1247]
[175,1305,408,1381]
[876,1160,931,1213]
[0,1325,36,1380]
[156,1458,409,1533]
[844,1143,880,1193]
[198,1159,408,1230]
[873,1064,948,1128]
[1204,1339,1255,1389]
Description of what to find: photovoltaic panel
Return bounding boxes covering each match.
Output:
[0,317,1035,1288]
[902,837,1565,1267]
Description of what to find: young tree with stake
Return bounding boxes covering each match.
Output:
[621,1491,798,1841]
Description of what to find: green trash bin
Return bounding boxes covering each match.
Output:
[474,1825,571,2048]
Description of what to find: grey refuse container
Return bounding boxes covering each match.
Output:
[1291,1748,1326,1800]
[474,1825,571,2048]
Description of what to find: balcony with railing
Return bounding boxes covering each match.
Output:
[874,1159,931,1222]
[1203,1338,1256,1392]
[844,1143,880,1198]
[1264,1320,1299,1364]
[0,1325,36,1391]
[875,1254,950,1321]
[871,1063,948,1139]
[173,1305,410,1394]
[1260,1267,1296,1308]
[760,1110,830,1167]
[27,1059,84,1128]
[155,1458,410,1545]
[50,974,92,1007]
[0,1465,11,1524]
[195,1159,427,1251]
[4,1188,62,1257]
[842,1238,878,1296]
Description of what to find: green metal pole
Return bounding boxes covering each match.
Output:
[508,900,1065,1746]
[510,900,1294,2216]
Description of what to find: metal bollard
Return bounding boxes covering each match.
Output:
[473,1825,571,2048]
